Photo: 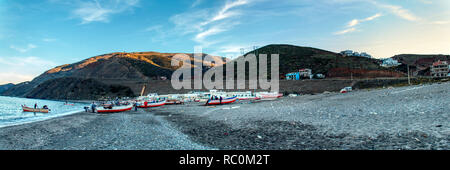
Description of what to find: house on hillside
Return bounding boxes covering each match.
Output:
[340,50,372,58]
[381,58,400,67]
[340,50,354,56]
[286,69,313,80]
[431,60,449,77]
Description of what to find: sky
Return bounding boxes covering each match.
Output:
[0,0,449,84]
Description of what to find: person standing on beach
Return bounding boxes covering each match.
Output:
[91,102,97,113]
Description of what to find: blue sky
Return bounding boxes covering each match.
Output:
[0,0,449,84]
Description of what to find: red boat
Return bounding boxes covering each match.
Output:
[237,96,260,100]
[205,96,237,105]
[22,105,49,113]
[258,93,283,100]
[137,100,166,108]
[97,105,133,113]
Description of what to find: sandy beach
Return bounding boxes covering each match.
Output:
[0,82,449,150]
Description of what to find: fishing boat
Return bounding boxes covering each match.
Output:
[22,105,49,113]
[205,96,237,105]
[236,96,260,100]
[97,104,133,113]
[137,100,166,108]
[165,99,184,105]
[256,92,283,100]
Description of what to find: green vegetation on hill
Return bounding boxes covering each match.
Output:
[223,44,401,79]
[26,77,135,100]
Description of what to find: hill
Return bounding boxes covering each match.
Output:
[392,54,450,76]
[0,83,15,94]
[1,51,224,98]
[223,44,404,79]
[25,77,134,100]
[1,45,410,100]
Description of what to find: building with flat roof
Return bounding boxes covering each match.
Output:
[431,60,449,78]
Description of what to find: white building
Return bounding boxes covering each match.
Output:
[340,50,354,56]
[340,50,372,58]
[381,58,400,67]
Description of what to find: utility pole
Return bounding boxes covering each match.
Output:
[407,64,411,85]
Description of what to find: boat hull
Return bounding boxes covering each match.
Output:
[22,106,49,113]
[206,97,237,105]
[258,93,283,100]
[137,101,166,108]
[97,105,133,113]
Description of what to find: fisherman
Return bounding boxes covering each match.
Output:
[43,105,48,109]
[34,103,37,109]
[219,96,223,104]
[91,102,97,113]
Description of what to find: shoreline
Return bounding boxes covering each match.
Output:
[0,82,448,150]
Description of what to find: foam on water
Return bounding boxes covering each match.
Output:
[0,96,88,128]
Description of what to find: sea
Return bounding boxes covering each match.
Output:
[0,96,87,128]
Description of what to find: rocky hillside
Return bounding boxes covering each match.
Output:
[0,83,14,93]
[1,51,224,99]
[392,54,450,76]
[1,45,412,100]
[222,44,404,79]
[25,77,134,100]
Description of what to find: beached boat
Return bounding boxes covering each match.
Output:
[205,96,237,105]
[236,96,260,100]
[257,92,283,100]
[22,106,49,113]
[137,100,166,108]
[165,99,184,105]
[97,104,133,113]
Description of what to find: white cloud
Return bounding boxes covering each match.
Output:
[43,38,57,42]
[10,44,37,53]
[72,0,139,24]
[347,13,382,27]
[195,27,226,41]
[334,27,357,35]
[337,13,381,35]
[374,2,419,21]
[170,0,251,46]
[191,0,204,7]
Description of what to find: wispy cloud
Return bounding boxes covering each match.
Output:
[43,38,57,42]
[347,13,382,27]
[373,1,419,21]
[10,44,37,53]
[334,27,357,35]
[336,13,381,35]
[72,0,139,24]
[169,0,251,46]
[191,0,204,8]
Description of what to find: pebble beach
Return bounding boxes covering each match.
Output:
[0,82,449,150]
